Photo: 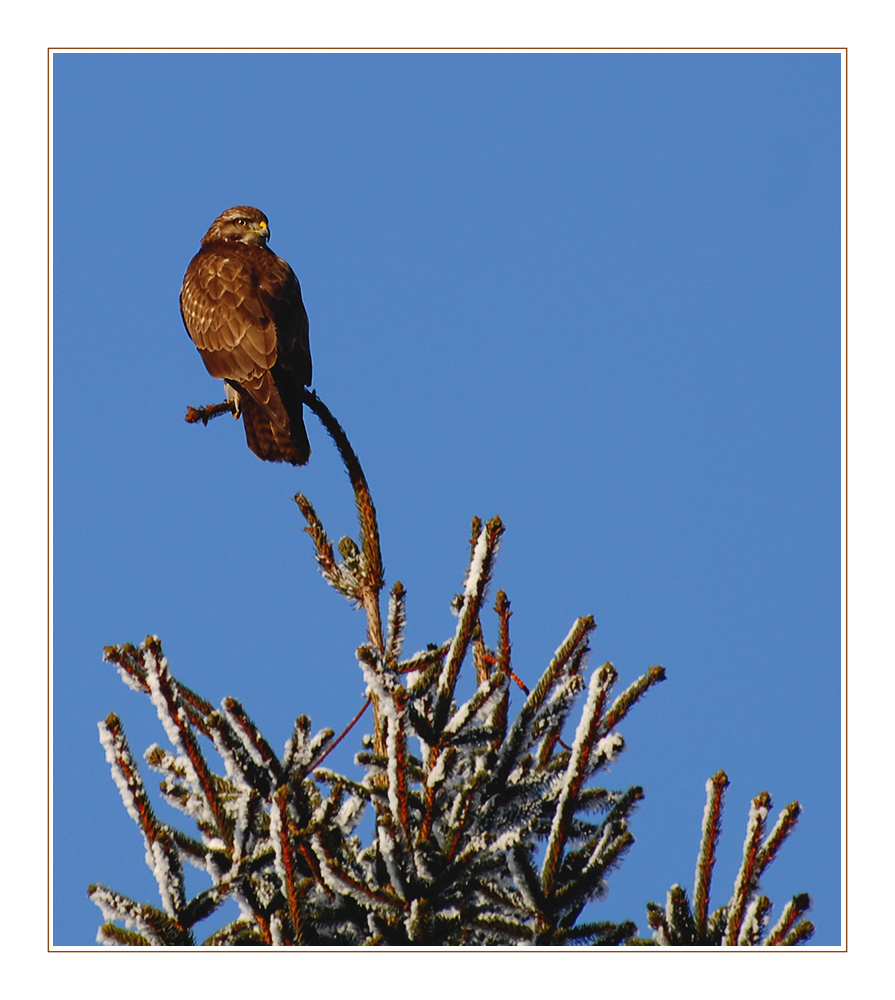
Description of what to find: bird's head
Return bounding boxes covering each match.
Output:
[201,206,271,247]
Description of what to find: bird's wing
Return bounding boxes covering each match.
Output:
[181,246,291,418]
[256,253,312,386]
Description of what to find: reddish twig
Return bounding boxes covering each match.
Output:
[310,697,373,772]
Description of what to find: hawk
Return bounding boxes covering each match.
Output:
[180,206,312,465]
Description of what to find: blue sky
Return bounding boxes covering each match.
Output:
[52,52,842,946]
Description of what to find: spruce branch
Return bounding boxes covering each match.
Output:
[738,894,773,946]
[88,885,193,946]
[525,616,595,722]
[103,641,215,738]
[756,800,803,875]
[300,388,384,651]
[693,769,729,939]
[491,616,593,790]
[271,786,309,944]
[603,664,666,731]
[400,642,450,679]
[777,920,816,946]
[641,777,813,947]
[542,666,615,895]
[664,884,696,945]
[142,641,233,848]
[222,697,283,783]
[96,924,154,947]
[289,391,390,753]
[493,590,528,695]
[202,921,265,946]
[560,919,638,947]
[293,494,339,582]
[184,400,237,425]
[97,714,186,920]
[385,580,407,665]
[765,892,814,946]
[725,791,771,945]
[283,715,334,777]
[435,516,504,723]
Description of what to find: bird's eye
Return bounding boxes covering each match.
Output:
[235,219,246,227]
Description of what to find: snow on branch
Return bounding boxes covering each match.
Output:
[635,778,814,947]
[94,509,672,945]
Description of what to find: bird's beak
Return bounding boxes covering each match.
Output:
[257,220,270,243]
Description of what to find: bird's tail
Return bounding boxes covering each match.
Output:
[240,394,311,466]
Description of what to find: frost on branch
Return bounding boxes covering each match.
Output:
[93,512,664,946]
[630,771,815,947]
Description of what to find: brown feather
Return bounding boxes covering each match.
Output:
[239,392,310,465]
[180,207,312,465]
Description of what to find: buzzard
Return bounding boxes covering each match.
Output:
[180,206,312,465]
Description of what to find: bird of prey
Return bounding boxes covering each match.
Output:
[180,205,312,465]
